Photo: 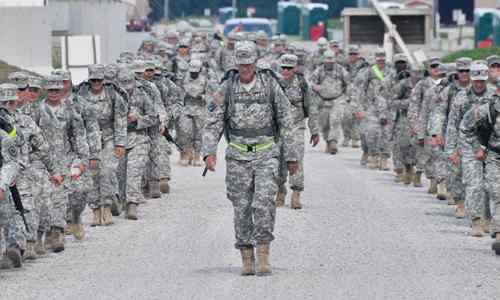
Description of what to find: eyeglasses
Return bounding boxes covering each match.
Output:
[47,89,61,93]
[430,64,440,69]
[281,66,294,71]
[90,79,103,83]
[458,69,470,73]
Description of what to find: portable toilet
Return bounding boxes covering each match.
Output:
[474,9,499,47]
[302,3,329,40]
[278,2,302,35]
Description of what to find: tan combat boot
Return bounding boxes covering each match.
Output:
[379,157,389,171]
[91,208,102,227]
[148,180,161,199]
[256,244,271,276]
[471,219,484,237]
[360,152,368,166]
[455,199,466,218]
[159,177,170,194]
[447,193,455,205]
[413,171,423,187]
[72,224,85,240]
[240,247,256,276]
[52,228,65,253]
[428,179,438,194]
[394,168,404,183]
[276,185,286,207]
[291,191,302,209]
[24,241,37,260]
[64,224,73,236]
[179,152,189,166]
[483,219,491,234]
[192,152,203,166]
[44,228,55,251]
[436,182,447,200]
[404,166,414,185]
[35,232,46,256]
[351,140,360,148]
[126,203,138,220]
[329,142,338,155]
[491,233,500,255]
[5,246,22,268]
[187,149,194,166]
[367,156,378,170]
[102,206,114,226]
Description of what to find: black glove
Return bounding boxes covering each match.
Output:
[380,118,388,126]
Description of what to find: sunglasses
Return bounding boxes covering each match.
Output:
[458,69,470,73]
[281,66,294,71]
[17,87,27,92]
[90,79,103,83]
[430,64,440,69]
[28,87,40,93]
[47,89,61,93]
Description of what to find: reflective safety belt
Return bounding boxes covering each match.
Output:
[8,127,16,138]
[229,141,275,153]
[372,64,385,81]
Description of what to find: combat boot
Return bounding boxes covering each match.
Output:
[291,191,302,209]
[360,152,368,166]
[52,227,65,253]
[483,219,491,234]
[276,185,286,207]
[45,228,55,251]
[64,224,72,236]
[329,143,338,155]
[72,224,85,241]
[471,219,484,237]
[394,168,404,183]
[351,140,360,148]
[179,152,189,166]
[240,247,255,276]
[126,203,138,220]
[367,156,378,170]
[91,208,102,227]
[24,241,37,260]
[427,179,437,194]
[447,193,455,205]
[193,152,203,166]
[436,182,447,200]
[159,177,170,194]
[35,231,46,255]
[412,171,423,187]
[341,139,350,147]
[148,180,161,199]
[187,149,194,166]
[404,166,414,185]
[102,206,114,226]
[379,157,390,171]
[5,246,22,268]
[491,233,500,255]
[455,199,466,218]
[256,244,271,276]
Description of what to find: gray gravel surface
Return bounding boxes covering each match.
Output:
[1,143,500,299]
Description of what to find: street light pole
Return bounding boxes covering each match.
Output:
[232,0,236,18]
[164,0,169,23]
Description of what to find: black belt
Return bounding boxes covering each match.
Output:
[229,126,275,138]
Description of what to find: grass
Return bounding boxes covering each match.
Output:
[442,47,500,63]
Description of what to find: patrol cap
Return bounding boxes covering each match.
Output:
[286,44,297,55]
[105,64,119,80]
[374,48,385,58]
[280,54,298,68]
[348,45,360,55]
[323,50,336,63]
[88,64,105,80]
[28,76,43,89]
[8,72,29,89]
[317,37,327,48]
[0,83,19,101]
[166,29,178,39]
[393,53,408,63]
[487,55,500,67]
[278,34,287,44]
[427,56,441,68]
[119,51,135,60]
[456,57,472,71]
[256,30,268,40]
[470,61,489,81]
[178,38,191,47]
[131,60,146,73]
[329,40,340,47]
[52,69,72,81]
[445,63,457,76]
[189,59,203,72]
[144,60,156,71]
[117,68,135,90]
[235,41,257,65]
[44,74,64,90]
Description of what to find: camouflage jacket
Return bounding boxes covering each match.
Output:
[0,128,19,192]
[408,76,439,138]
[126,82,156,149]
[181,72,209,117]
[419,80,449,138]
[309,64,349,107]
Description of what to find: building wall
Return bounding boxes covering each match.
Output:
[475,0,498,8]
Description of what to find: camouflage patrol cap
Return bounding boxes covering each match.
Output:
[120,51,136,60]
[235,41,257,65]
[456,57,472,70]
[88,64,105,80]
[131,60,146,74]
[256,30,268,40]
[189,59,203,72]
[427,56,441,67]
[374,48,385,58]
[329,40,340,47]
[445,63,457,75]
[348,45,360,54]
[0,83,19,102]
[52,69,72,81]
[8,72,29,89]
[105,64,119,80]
[28,76,43,89]
[317,37,328,48]
[178,38,191,47]
[166,29,178,39]
[487,55,500,67]
[117,68,135,90]
[323,50,336,63]
[470,61,489,81]
[280,54,298,67]
[278,34,287,44]
[144,60,156,71]
[393,53,408,63]
[44,74,64,90]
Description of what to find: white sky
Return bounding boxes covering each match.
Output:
[0,0,46,6]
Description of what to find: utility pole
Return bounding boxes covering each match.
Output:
[164,0,169,23]
[232,0,236,18]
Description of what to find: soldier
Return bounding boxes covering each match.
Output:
[117,69,156,220]
[32,75,89,253]
[309,50,349,154]
[172,38,191,80]
[487,55,500,87]
[307,37,328,72]
[275,54,320,209]
[0,83,21,268]
[203,41,298,276]
[449,62,494,237]
[165,29,179,47]
[408,57,444,188]
[329,40,346,67]
[217,32,237,74]
[256,30,271,61]
[460,77,500,254]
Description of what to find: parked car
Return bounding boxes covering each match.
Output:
[223,18,273,37]
[127,18,151,32]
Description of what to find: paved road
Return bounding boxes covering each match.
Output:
[1,141,499,299]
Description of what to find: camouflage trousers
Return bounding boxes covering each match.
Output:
[0,195,19,249]
[16,171,38,242]
[391,117,416,169]
[66,171,93,224]
[341,102,360,143]
[319,103,343,145]
[361,116,391,158]
[278,128,305,192]
[485,156,500,233]
[50,183,68,230]
[159,137,172,180]
[177,114,204,153]
[120,142,150,205]
[412,137,434,177]
[447,159,465,200]
[88,140,120,209]
[431,145,448,183]
[145,126,160,183]
[461,149,490,221]
[226,157,279,249]
[31,167,52,233]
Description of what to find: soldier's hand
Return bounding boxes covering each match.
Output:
[287,161,299,175]
[128,112,138,122]
[418,138,425,147]
[89,159,99,170]
[205,155,217,172]
[0,188,5,201]
[310,134,320,147]
[52,175,64,187]
[79,163,86,174]
[355,111,365,120]
[449,152,460,166]
[115,146,125,158]
[160,126,166,135]
[475,147,487,161]
[380,118,388,126]
[312,84,321,93]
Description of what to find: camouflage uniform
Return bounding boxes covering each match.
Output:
[202,42,298,249]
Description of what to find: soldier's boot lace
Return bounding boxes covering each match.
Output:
[276,185,286,207]
[24,241,37,260]
[412,171,423,187]
[159,177,170,194]
[52,227,65,253]
[291,191,302,209]
[471,219,485,237]
[436,181,447,200]
[240,247,256,276]
[256,244,271,276]
[427,179,438,194]
[91,208,102,227]
[148,180,161,199]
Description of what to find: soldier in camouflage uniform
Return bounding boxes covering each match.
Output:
[309,50,349,154]
[329,40,347,67]
[453,62,495,237]
[307,37,328,73]
[32,75,89,253]
[408,57,444,188]
[275,54,320,209]
[460,77,500,254]
[203,41,298,276]
[487,55,500,87]
[0,83,21,269]
[256,30,272,62]
[217,32,237,74]
[117,69,156,220]
[172,38,191,82]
